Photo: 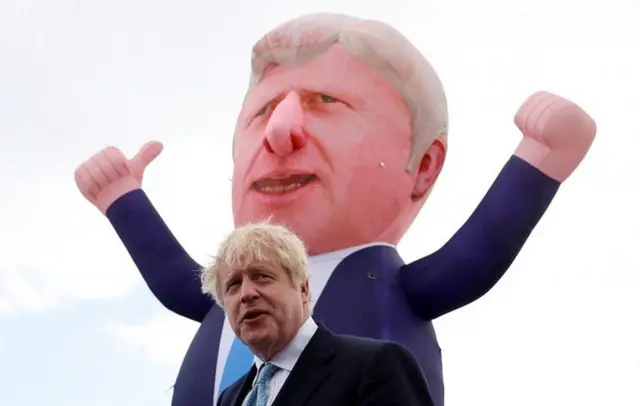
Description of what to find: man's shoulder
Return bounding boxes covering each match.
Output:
[216,377,245,406]
[331,331,411,358]
[325,332,422,381]
[216,386,231,406]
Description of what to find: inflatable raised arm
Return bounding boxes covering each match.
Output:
[402,92,596,320]
[75,142,214,322]
[75,13,596,406]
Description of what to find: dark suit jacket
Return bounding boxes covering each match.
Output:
[217,324,434,406]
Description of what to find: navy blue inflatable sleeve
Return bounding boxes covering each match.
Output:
[106,190,214,322]
[400,156,560,320]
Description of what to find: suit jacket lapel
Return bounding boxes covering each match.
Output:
[230,365,256,406]
[272,323,335,406]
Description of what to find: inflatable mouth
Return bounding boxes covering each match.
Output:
[252,174,317,194]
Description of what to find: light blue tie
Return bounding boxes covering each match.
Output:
[244,363,280,406]
[220,337,254,391]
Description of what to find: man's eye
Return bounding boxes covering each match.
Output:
[319,94,338,103]
[226,281,239,292]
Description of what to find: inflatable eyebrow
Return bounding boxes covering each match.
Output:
[75,12,596,406]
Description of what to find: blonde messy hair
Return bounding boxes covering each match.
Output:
[200,220,310,308]
[242,12,449,173]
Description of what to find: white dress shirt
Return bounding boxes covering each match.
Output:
[214,242,395,401]
[242,316,318,406]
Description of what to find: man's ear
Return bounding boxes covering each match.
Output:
[301,279,310,303]
[412,136,446,200]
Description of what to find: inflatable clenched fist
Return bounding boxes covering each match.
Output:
[74,141,163,214]
[514,91,596,183]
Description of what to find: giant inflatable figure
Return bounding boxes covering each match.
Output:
[75,13,596,406]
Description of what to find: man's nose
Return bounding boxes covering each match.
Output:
[239,281,259,302]
[263,91,307,157]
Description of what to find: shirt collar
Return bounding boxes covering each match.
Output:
[309,242,396,267]
[253,316,318,373]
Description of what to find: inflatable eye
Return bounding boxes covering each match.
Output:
[255,104,269,117]
[319,94,338,103]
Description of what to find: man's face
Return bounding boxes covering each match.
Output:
[232,44,418,255]
[220,261,309,358]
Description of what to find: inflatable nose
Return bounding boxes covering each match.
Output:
[263,91,307,156]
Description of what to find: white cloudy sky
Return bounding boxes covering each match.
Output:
[1,0,638,405]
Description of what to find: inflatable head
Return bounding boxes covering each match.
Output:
[231,13,449,254]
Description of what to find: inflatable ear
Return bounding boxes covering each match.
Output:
[412,136,446,200]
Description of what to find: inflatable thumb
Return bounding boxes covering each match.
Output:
[130,141,164,176]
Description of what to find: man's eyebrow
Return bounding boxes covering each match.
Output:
[223,269,241,282]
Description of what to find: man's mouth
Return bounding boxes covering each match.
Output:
[242,309,267,322]
[252,174,317,194]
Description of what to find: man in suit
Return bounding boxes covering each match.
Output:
[202,221,433,406]
[74,12,596,406]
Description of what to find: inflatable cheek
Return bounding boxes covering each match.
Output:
[343,157,416,243]
[335,85,415,244]
[332,124,413,237]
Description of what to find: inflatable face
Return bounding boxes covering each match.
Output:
[232,39,446,255]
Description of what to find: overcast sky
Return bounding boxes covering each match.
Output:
[1,0,638,405]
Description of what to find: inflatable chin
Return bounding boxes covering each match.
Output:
[74,12,596,406]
